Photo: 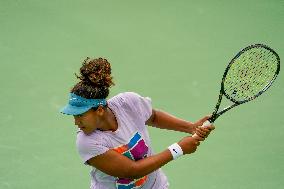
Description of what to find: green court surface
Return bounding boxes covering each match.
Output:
[1,1,284,188]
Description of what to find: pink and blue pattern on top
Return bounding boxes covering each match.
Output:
[113,132,149,189]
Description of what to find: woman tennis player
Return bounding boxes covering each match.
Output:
[60,57,215,189]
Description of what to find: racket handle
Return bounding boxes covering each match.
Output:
[192,120,212,139]
[201,120,212,127]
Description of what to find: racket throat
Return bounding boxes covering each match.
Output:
[213,103,240,122]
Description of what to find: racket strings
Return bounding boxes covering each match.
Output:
[224,47,278,102]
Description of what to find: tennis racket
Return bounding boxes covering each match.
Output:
[193,44,280,138]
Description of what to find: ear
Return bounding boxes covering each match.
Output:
[96,105,106,116]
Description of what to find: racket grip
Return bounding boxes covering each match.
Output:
[201,120,212,127]
[192,120,212,139]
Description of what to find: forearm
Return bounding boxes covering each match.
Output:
[130,149,173,179]
[87,136,199,179]
[148,110,195,134]
[88,149,173,179]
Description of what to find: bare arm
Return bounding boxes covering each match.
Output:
[87,136,199,179]
[86,110,213,178]
[87,149,172,179]
[146,109,201,133]
[146,109,194,133]
[146,109,214,139]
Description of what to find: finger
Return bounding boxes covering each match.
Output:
[193,138,201,145]
[197,137,205,141]
[208,125,215,130]
[197,128,213,139]
[195,131,206,139]
[196,128,208,136]
[202,125,214,131]
[200,127,213,133]
[199,116,210,123]
[204,114,212,120]
[196,132,207,139]
[193,135,204,141]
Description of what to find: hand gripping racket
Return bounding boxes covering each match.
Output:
[193,44,280,138]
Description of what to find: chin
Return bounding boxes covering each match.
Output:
[84,129,96,135]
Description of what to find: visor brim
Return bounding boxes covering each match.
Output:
[60,104,93,115]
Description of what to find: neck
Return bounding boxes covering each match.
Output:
[102,107,118,132]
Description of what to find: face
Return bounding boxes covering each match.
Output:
[73,107,104,135]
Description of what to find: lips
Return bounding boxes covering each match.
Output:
[79,126,86,130]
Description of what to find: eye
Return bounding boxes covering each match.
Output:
[74,114,83,118]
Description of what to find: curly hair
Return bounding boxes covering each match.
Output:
[71,57,115,99]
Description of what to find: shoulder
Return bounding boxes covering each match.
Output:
[108,92,149,106]
[111,92,142,101]
[109,92,152,121]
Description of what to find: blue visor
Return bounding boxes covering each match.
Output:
[60,93,107,115]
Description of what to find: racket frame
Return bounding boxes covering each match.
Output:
[209,44,280,123]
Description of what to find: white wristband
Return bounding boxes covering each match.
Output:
[168,143,183,160]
